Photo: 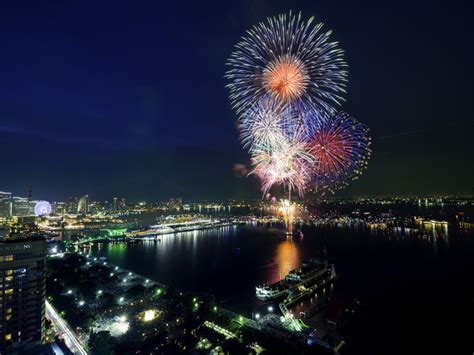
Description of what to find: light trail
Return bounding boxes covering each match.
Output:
[45,300,88,355]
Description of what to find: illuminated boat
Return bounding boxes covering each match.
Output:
[256,259,335,301]
[126,225,175,238]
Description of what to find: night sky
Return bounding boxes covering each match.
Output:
[1,0,472,201]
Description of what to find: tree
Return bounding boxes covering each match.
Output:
[89,331,116,355]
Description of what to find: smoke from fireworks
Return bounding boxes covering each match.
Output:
[225,11,347,115]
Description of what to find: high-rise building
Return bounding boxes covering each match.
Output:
[0,237,46,352]
[112,197,126,211]
[77,195,89,214]
[0,192,12,218]
[12,197,29,217]
[66,197,79,214]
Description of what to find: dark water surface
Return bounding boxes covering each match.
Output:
[91,222,474,354]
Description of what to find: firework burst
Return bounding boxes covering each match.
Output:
[239,98,299,152]
[225,11,347,115]
[250,127,313,197]
[307,112,372,193]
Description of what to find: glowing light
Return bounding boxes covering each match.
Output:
[34,201,52,216]
[111,316,129,336]
[226,11,347,114]
[251,127,313,197]
[225,12,370,201]
[308,112,371,194]
[263,55,310,104]
[143,310,157,322]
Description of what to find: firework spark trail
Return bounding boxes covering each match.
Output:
[225,11,347,116]
[307,112,372,193]
[226,12,371,199]
[250,126,314,197]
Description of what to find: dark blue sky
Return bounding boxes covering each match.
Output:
[1,0,472,201]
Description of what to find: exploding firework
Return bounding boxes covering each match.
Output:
[226,12,371,202]
[250,127,313,197]
[307,112,371,193]
[226,11,347,115]
[238,98,299,152]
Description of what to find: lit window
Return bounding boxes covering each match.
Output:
[5,255,13,261]
[5,315,11,320]
[6,308,12,314]
[5,270,12,276]
[5,334,11,341]
[5,276,13,282]
[4,289,13,295]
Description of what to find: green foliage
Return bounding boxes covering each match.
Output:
[89,331,116,355]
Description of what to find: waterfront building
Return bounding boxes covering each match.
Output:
[0,237,46,352]
[0,192,12,218]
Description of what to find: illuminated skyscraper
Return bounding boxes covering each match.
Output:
[0,237,46,352]
[77,195,89,214]
[12,197,29,217]
[0,192,12,218]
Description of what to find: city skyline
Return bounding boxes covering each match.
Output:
[1,0,473,200]
[1,2,473,354]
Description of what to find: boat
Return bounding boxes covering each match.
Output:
[256,259,336,301]
[126,225,175,238]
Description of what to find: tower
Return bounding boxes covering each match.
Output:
[0,237,46,352]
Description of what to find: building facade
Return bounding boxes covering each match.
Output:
[0,237,46,352]
[0,192,12,219]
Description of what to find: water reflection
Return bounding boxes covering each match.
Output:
[268,238,301,284]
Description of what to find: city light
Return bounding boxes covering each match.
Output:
[142,310,157,322]
[268,306,274,312]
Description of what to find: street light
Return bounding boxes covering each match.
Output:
[268,306,274,312]
[255,313,260,320]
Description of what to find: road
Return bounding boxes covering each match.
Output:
[45,300,88,355]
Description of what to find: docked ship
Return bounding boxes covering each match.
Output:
[256,259,336,301]
[126,225,175,238]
